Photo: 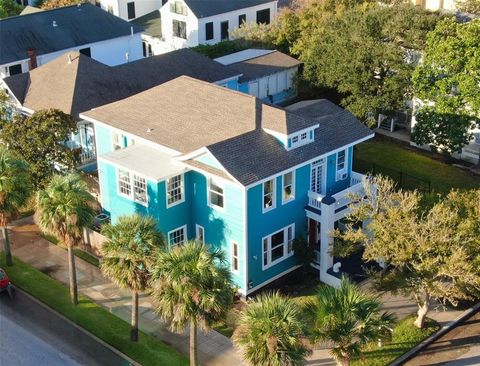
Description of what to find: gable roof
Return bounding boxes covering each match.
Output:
[215,49,301,83]
[81,77,372,186]
[183,0,275,18]
[3,49,240,119]
[0,3,143,65]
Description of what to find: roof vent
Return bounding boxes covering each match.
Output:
[146,128,153,133]
[67,54,72,64]
[52,20,57,27]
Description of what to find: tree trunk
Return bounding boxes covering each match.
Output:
[337,356,350,366]
[190,320,198,366]
[67,244,78,305]
[414,291,430,329]
[130,290,139,342]
[2,226,12,266]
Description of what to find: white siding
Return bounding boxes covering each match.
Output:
[99,0,163,20]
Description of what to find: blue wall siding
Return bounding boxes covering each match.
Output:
[189,171,246,290]
[194,153,224,170]
[95,124,114,157]
[246,165,310,289]
[325,147,353,196]
[222,79,240,90]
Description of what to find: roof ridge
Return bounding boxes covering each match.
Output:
[178,75,258,100]
[0,3,91,22]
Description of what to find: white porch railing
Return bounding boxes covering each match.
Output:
[332,172,366,212]
[308,190,324,210]
[79,149,96,164]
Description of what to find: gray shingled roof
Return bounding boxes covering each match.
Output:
[131,10,162,38]
[230,50,301,83]
[208,100,374,186]
[3,49,240,119]
[0,3,143,65]
[184,0,274,18]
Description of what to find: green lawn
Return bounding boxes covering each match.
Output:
[0,254,188,366]
[351,316,439,366]
[354,139,480,194]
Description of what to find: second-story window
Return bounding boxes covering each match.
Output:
[166,174,184,207]
[282,171,295,204]
[133,174,147,204]
[118,169,131,196]
[118,169,148,205]
[205,22,214,41]
[336,149,348,180]
[173,20,187,39]
[127,1,136,19]
[208,178,224,209]
[170,1,188,15]
[263,178,276,212]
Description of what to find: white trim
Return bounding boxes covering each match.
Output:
[115,167,148,207]
[167,224,187,247]
[244,134,374,190]
[261,223,295,270]
[195,224,205,244]
[310,158,326,195]
[281,170,295,205]
[175,147,209,161]
[207,176,225,211]
[231,241,239,274]
[166,173,185,208]
[335,148,349,182]
[246,265,301,295]
[262,178,276,213]
[98,156,165,182]
[285,125,320,151]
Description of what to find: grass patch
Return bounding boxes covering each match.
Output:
[354,139,480,194]
[0,253,188,366]
[351,316,440,366]
[40,233,100,267]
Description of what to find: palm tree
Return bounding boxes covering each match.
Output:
[100,214,163,342]
[0,146,32,266]
[150,241,234,366]
[37,173,94,305]
[308,277,395,366]
[233,291,312,366]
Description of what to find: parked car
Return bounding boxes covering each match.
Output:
[0,268,15,298]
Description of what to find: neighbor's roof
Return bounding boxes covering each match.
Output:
[81,77,373,186]
[132,10,161,38]
[99,144,185,181]
[20,6,43,15]
[0,3,143,65]
[183,0,275,18]
[3,49,240,119]
[215,49,301,83]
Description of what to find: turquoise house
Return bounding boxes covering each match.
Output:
[81,76,374,295]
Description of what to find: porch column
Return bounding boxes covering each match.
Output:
[319,196,336,282]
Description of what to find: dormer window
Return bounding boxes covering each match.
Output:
[288,128,315,149]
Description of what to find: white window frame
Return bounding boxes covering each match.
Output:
[132,174,147,205]
[168,225,187,247]
[262,178,276,213]
[196,224,205,244]
[262,224,295,270]
[166,174,185,208]
[208,178,225,210]
[231,241,239,273]
[116,168,148,206]
[282,171,295,204]
[336,149,348,181]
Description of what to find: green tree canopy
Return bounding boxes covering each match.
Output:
[0,146,32,266]
[308,277,395,366]
[1,109,77,189]
[457,0,480,14]
[37,173,95,304]
[234,291,311,366]
[0,0,23,19]
[101,214,163,342]
[412,18,480,152]
[150,241,234,366]
[335,177,480,329]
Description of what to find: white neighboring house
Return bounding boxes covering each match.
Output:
[0,3,143,78]
[410,0,457,11]
[97,0,164,20]
[135,0,277,55]
[411,98,480,164]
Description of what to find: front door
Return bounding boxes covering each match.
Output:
[311,159,325,194]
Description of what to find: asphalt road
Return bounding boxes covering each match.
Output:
[0,289,132,366]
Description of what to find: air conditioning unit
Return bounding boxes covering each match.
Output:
[337,171,348,181]
[93,213,110,229]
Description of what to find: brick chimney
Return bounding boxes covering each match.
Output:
[27,48,37,70]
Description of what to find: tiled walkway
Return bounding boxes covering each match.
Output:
[6,216,464,366]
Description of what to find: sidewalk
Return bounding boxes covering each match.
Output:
[7,216,465,366]
[7,216,244,366]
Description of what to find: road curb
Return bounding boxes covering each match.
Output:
[13,287,141,366]
[389,302,480,366]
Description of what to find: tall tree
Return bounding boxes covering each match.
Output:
[150,241,234,366]
[456,0,480,14]
[335,177,480,328]
[1,109,77,189]
[40,0,85,9]
[307,277,395,366]
[412,18,480,153]
[37,173,95,305]
[100,214,163,342]
[0,146,32,266]
[234,291,311,366]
